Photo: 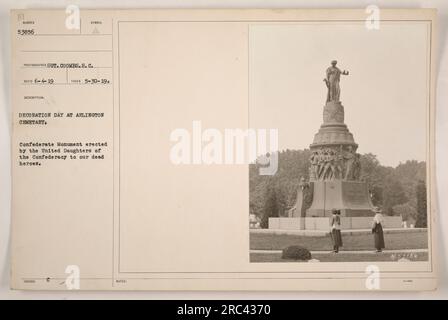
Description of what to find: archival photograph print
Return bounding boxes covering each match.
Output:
[249,22,431,263]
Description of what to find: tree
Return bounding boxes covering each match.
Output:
[249,149,425,225]
[394,160,426,209]
[260,182,278,228]
[382,176,408,215]
[415,180,427,228]
[369,185,383,206]
[392,202,417,224]
[360,153,392,206]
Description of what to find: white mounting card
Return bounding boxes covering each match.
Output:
[10,8,437,291]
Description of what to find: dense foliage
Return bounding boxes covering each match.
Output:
[249,150,426,228]
[415,179,428,228]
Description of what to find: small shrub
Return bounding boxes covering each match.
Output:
[281,245,312,261]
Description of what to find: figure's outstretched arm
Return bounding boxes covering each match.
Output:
[342,70,349,75]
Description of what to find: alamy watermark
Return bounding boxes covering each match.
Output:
[65,265,80,290]
[365,5,381,30]
[169,121,279,175]
[65,5,80,30]
[365,264,381,290]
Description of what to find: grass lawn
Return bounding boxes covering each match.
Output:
[250,231,428,251]
[250,251,429,263]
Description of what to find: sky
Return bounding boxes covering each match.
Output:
[249,22,430,167]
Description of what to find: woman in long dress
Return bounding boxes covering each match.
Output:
[371,207,386,253]
[330,209,343,253]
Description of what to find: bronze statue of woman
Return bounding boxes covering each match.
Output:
[324,60,349,102]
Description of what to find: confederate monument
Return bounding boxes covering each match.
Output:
[306,60,373,217]
[270,61,402,230]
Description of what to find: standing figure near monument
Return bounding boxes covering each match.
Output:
[343,146,356,180]
[352,153,362,180]
[335,148,344,179]
[320,150,328,179]
[329,209,343,253]
[327,150,338,180]
[371,207,386,253]
[289,177,310,218]
[324,60,349,103]
[309,151,319,181]
[317,150,326,179]
[323,149,339,180]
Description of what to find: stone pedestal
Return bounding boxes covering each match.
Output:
[311,101,357,149]
[305,99,376,226]
[306,180,374,217]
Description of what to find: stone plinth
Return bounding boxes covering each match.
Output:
[306,180,374,217]
[268,217,304,230]
[305,99,375,222]
[310,101,357,149]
